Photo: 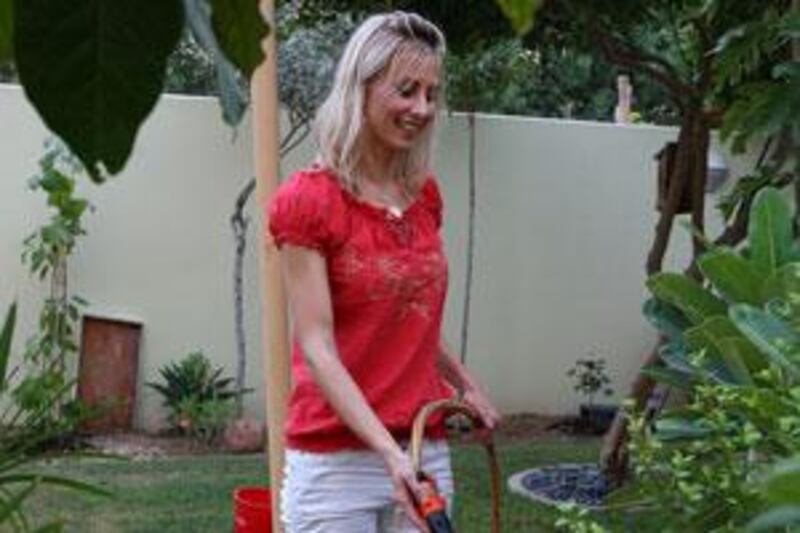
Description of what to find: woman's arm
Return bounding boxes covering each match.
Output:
[436,340,501,430]
[282,245,427,530]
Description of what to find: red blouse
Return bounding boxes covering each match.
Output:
[268,166,453,452]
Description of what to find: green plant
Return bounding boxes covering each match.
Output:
[147,351,242,441]
[748,456,800,531]
[557,186,800,531]
[16,140,92,442]
[567,357,613,408]
[0,302,110,532]
[175,396,236,444]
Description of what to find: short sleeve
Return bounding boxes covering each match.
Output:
[268,170,343,252]
[420,177,443,229]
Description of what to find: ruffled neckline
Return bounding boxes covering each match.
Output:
[310,166,434,221]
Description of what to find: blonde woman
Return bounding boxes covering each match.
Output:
[269,11,500,532]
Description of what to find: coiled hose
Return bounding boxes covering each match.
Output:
[409,398,502,533]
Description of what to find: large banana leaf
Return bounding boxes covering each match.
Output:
[698,249,765,306]
[748,187,794,275]
[642,297,692,343]
[762,263,800,324]
[684,316,764,384]
[658,341,696,375]
[730,304,800,379]
[654,417,712,441]
[647,273,728,325]
[641,363,695,390]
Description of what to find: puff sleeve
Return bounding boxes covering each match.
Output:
[420,177,443,229]
[268,170,344,252]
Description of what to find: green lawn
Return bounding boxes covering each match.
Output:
[27,437,600,532]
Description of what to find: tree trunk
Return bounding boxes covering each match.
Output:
[231,178,256,416]
[602,109,710,481]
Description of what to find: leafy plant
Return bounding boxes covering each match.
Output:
[147,351,243,441]
[749,456,800,531]
[16,140,92,443]
[0,302,110,532]
[567,357,613,408]
[557,187,800,531]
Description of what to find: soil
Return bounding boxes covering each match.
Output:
[82,413,586,459]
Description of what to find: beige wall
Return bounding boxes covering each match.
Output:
[0,85,748,430]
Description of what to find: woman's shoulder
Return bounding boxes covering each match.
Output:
[280,164,342,198]
[268,166,347,251]
[417,173,443,226]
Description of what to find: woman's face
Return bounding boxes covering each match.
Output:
[363,48,441,155]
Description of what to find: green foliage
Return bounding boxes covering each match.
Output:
[566,357,613,407]
[714,6,800,156]
[495,0,542,36]
[0,303,111,532]
[209,0,269,79]
[17,141,91,442]
[0,0,11,61]
[749,457,800,531]
[561,187,800,531]
[13,0,184,182]
[147,351,243,441]
[181,0,248,126]
[5,0,270,181]
[0,302,15,387]
[22,142,91,283]
[748,187,795,275]
[163,33,218,97]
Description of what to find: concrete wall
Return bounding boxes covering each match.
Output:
[0,85,749,430]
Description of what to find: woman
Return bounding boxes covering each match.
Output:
[269,11,500,532]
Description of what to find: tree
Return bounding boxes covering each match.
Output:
[519,0,798,480]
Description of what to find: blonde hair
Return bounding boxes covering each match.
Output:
[314,11,446,192]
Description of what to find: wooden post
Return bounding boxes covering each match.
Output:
[252,2,290,532]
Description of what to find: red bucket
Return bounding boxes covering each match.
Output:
[233,486,272,533]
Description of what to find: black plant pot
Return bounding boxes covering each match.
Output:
[578,404,618,435]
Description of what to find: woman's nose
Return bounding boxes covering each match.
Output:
[410,93,433,117]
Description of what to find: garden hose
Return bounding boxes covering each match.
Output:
[410,398,502,533]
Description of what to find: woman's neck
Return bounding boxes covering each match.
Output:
[359,145,400,187]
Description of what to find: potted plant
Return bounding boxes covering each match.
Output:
[566,355,616,434]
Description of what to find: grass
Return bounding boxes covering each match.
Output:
[26,437,600,532]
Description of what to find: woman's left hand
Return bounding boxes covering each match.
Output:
[462,386,501,432]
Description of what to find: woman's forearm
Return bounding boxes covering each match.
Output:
[300,331,403,461]
[436,340,479,394]
[436,340,501,430]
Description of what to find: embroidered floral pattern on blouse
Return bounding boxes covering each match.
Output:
[333,244,447,321]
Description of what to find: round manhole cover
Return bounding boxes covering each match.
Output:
[508,463,610,509]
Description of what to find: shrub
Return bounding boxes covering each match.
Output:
[147,351,243,442]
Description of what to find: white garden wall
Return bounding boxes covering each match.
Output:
[0,85,752,430]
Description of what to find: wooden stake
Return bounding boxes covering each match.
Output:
[252,2,290,531]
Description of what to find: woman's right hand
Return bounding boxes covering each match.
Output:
[383,447,430,532]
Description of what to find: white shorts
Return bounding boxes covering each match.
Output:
[281,440,453,533]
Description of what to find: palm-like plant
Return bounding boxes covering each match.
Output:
[147,351,242,434]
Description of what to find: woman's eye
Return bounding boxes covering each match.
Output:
[396,83,416,97]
